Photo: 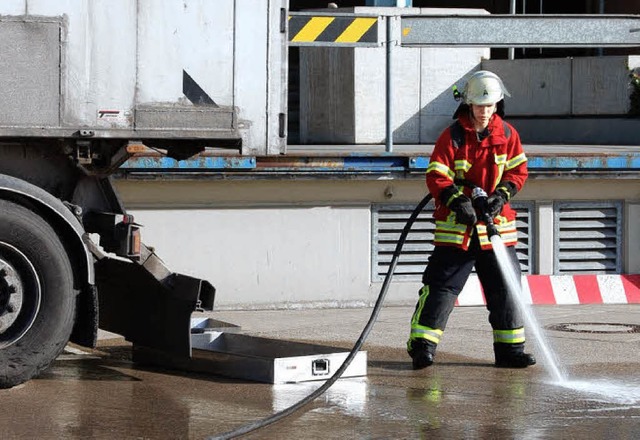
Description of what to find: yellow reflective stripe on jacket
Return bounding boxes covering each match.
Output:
[435,218,467,233]
[427,161,455,180]
[434,232,465,245]
[434,218,467,246]
[494,153,507,190]
[476,220,518,247]
[506,152,527,170]
[477,229,492,247]
[493,328,526,344]
[454,159,472,173]
[496,220,518,241]
[497,229,518,244]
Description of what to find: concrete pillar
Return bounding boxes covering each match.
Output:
[536,201,555,275]
[625,202,640,274]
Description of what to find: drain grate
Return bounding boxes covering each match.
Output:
[547,322,640,334]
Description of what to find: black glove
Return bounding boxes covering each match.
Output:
[449,194,477,226]
[441,185,477,226]
[486,190,507,218]
[487,181,518,218]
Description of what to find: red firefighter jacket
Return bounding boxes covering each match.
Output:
[426,113,528,250]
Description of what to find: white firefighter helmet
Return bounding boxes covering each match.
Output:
[462,71,511,105]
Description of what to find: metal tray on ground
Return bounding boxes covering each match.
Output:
[132,318,367,384]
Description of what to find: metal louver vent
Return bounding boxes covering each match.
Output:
[372,202,533,281]
[554,202,622,274]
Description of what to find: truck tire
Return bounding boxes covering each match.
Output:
[0,200,76,389]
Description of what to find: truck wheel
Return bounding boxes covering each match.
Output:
[0,200,76,389]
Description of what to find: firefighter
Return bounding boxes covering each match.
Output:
[407,70,536,370]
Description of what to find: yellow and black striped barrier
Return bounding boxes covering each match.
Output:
[288,14,380,46]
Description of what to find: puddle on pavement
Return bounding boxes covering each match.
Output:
[12,342,640,439]
[235,363,640,439]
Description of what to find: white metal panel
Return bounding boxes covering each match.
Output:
[401,15,640,48]
[188,331,367,383]
[136,0,234,105]
[27,0,137,127]
[2,0,26,14]
[235,0,269,153]
[266,0,287,154]
[0,20,59,126]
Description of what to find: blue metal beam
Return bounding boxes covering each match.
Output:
[120,156,256,170]
[409,154,640,171]
[119,152,640,174]
[525,154,640,170]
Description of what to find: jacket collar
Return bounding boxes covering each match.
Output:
[459,113,506,146]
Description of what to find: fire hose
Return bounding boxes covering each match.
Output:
[209,181,498,439]
[208,192,434,439]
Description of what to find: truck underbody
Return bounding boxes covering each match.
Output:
[0,138,215,388]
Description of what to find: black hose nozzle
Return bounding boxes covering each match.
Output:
[471,187,500,238]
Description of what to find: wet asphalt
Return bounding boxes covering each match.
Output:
[1,304,639,439]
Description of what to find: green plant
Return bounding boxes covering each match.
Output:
[629,69,640,116]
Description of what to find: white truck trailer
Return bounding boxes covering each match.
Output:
[0,0,291,388]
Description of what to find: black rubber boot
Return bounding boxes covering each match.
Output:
[408,339,437,370]
[494,343,536,368]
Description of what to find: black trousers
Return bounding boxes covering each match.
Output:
[413,232,523,333]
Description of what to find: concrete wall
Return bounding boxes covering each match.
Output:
[484,56,640,116]
[115,178,640,309]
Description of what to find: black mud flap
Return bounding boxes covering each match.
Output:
[94,251,215,358]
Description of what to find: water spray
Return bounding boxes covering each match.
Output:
[471,185,567,381]
[471,184,640,405]
[489,235,567,382]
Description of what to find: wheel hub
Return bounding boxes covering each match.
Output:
[0,264,23,334]
[0,242,40,349]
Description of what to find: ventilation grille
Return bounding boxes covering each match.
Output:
[372,202,533,281]
[554,202,622,274]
